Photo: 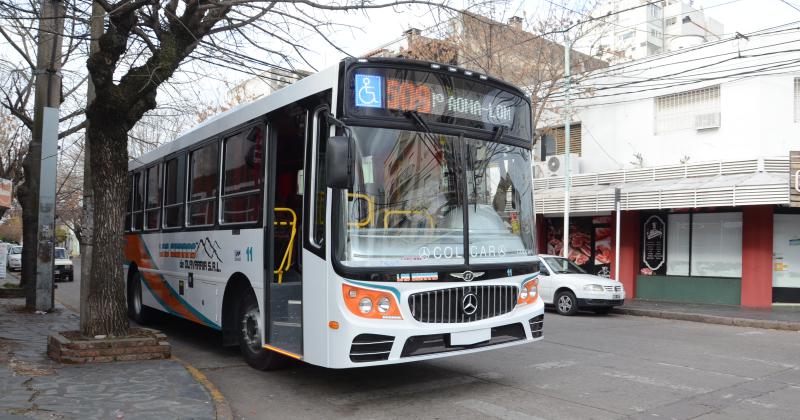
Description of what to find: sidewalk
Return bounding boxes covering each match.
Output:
[615,299,800,331]
[0,298,216,419]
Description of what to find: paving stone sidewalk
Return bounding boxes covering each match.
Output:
[0,298,215,419]
[615,299,800,331]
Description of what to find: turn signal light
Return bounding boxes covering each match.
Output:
[518,278,539,305]
[342,285,403,320]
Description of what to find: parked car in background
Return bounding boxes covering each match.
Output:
[53,247,73,282]
[536,255,625,316]
[6,245,22,271]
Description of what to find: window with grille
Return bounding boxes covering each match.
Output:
[550,123,581,156]
[794,78,800,122]
[654,85,720,134]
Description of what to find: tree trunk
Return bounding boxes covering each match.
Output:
[82,123,129,337]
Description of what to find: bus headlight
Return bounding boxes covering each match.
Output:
[377,297,391,313]
[359,298,373,314]
[517,277,539,306]
[342,285,403,320]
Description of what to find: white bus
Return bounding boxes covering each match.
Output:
[124,57,543,369]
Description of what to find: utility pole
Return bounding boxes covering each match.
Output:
[32,0,65,311]
[80,0,103,332]
[562,33,572,259]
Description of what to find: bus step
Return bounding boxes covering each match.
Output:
[272,321,301,328]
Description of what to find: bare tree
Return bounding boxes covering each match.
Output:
[1,0,489,337]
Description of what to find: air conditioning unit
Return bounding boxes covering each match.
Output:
[695,112,720,130]
[534,154,581,178]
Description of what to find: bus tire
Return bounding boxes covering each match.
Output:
[555,290,578,316]
[237,292,286,370]
[128,270,155,324]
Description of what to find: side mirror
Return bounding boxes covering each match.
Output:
[326,135,351,189]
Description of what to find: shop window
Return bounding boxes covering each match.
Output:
[221,125,264,224]
[666,214,690,276]
[144,164,161,230]
[691,213,742,277]
[163,154,186,228]
[664,212,742,278]
[188,141,219,226]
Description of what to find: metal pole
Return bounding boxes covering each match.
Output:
[562,33,571,258]
[33,0,65,312]
[80,1,103,331]
[614,188,621,281]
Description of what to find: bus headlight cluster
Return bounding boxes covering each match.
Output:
[517,277,539,305]
[342,285,403,320]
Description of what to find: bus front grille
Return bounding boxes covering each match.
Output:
[408,285,518,323]
[350,334,394,363]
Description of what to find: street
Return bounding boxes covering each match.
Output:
[53,260,800,420]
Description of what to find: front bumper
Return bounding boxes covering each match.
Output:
[53,267,73,281]
[327,297,545,369]
[577,298,624,308]
[8,260,21,269]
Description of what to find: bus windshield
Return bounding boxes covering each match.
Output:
[336,126,535,268]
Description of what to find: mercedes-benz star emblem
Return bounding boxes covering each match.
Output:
[462,293,478,315]
[450,270,484,282]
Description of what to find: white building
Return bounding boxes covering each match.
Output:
[534,25,800,308]
[590,0,724,64]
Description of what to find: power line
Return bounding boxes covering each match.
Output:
[779,0,800,14]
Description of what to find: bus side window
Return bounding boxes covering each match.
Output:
[131,171,144,231]
[188,141,220,227]
[221,125,264,225]
[144,164,161,230]
[163,154,186,229]
[125,173,133,232]
[311,109,328,247]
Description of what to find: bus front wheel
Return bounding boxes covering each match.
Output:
[237,292,287,370]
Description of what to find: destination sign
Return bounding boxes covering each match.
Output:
[349,67,530,140]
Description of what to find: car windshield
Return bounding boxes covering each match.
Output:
[543,256,587,274]
[54,248,67,259]
[336,126,535,268]
[10,246,21,254]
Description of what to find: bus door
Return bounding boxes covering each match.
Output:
[264,104,308,356]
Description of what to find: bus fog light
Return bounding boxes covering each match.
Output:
[358,298,373,314]
[377,297,391,313]
[519,288,528,300]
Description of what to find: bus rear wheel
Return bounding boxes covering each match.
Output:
[127,270,155,324]
[237,292,287,370]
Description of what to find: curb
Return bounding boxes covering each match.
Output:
[614,307,800,332]
[174,357,234,420]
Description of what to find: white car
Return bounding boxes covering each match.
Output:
[6,245,22,271]
[53,247,74,282]
[536,255,625,316]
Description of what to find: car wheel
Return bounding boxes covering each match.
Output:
[237,292,287,370]
[127,270,154,324]
[555,290,578,316]
[593,307,612,315]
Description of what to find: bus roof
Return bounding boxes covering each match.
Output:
[128,63,340,171]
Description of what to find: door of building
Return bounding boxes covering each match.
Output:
[773,214,800,303]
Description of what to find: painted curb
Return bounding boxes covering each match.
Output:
[174,356,234,420]
[613,307,800,332]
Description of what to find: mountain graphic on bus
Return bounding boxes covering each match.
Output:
[196,237,223,263]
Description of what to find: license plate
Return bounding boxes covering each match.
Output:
[450,329,490,346]
[613,294,621,299]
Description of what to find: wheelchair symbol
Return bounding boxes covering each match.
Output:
[355,74,382,108]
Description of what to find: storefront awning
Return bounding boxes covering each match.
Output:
[534,158,790,214]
